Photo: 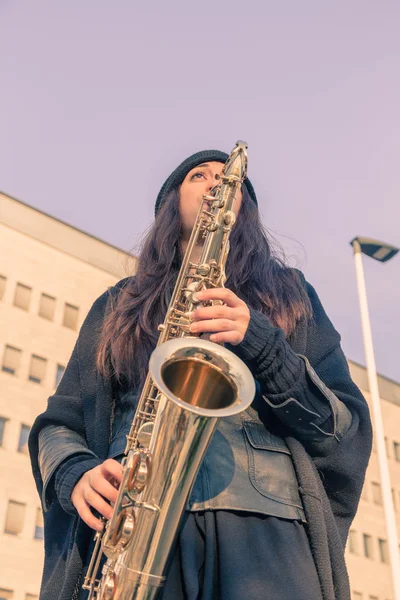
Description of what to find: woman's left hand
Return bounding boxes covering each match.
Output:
[189,288,250,345]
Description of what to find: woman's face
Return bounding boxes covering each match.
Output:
[179,161,243,239]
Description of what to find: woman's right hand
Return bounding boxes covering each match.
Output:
[71,458,123,531]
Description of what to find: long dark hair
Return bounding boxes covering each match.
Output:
[98,187,312,389]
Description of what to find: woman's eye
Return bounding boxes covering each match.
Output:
[190,171,206,180]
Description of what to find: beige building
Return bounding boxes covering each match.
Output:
[345,362,400,600]
[0,192,133,600]
[0,191,399,600]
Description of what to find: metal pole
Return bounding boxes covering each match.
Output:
[352,240,400,600]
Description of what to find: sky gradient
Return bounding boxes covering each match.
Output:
[1,1,399,380]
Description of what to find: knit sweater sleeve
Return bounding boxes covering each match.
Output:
[54,454,103,516]
[230,278,363,458]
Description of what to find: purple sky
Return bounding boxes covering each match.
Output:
[1,1,399,381]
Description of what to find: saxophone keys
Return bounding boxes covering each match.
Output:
[202,193,217,202]
[224,211,236,226]
[111,509,135,549]
[196,263,210,276]
[127,450,152,494]
[206,222,218,232]
[98,569,117,600]
[137,422,154,448]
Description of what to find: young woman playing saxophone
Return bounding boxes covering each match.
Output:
[29,145,372,600]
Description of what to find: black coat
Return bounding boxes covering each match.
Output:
[29,274,372,600]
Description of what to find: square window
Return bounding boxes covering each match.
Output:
[348,530,358,554]
[38,293,56,321]
[34,507,44,540]
[352,593,363,600]
[0,589,14,600]
[2,345,22,375]
[29,354,47,384]
[18,424,30,454]
[13,283,32,311]
[63,303,79,330]
[0,275,6,301]
[4,500,26,535]
[25,595,38,600]
[55,364,65,388]
[394,442,400,462]
[363,533,373,558]
[378,538,389,563]
[371,482,383,505]
[0,417,7,447]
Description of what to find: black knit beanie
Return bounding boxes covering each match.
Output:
[155,149,258,215]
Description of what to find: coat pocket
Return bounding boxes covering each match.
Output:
[243,420,303,508]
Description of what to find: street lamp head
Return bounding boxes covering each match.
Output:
[350,237,399,262]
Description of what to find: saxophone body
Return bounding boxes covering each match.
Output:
[83,141,255,599]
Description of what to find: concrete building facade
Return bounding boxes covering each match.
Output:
[0,191,399,600]
[0,192,132,600]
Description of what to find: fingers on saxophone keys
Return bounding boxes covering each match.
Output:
[92,477,119,505]
[195,288,239,307]
[84,487,114,522]
[190,318,233,333]
[101,459,123,484]
[191,305,236,323]
[75,496,106,531]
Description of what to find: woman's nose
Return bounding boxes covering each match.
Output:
[206,174,221,192]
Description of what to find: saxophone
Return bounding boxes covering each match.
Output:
[83,141,255,600]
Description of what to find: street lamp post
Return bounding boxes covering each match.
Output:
[350,236,400,600]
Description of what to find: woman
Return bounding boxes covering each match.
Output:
[29,148,372,600]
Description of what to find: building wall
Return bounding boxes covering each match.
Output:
[345,366,400,600]
[0,193,399,600]
[0,201,127,599]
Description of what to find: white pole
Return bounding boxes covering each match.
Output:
[352,240,400,600]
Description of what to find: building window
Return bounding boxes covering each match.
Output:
[371,481,383,505]
[352,593,363,600]
[2,345,22,375]
[348,530,358,554]
[55,364,65,388]
[392,488,397,512]
[34,507,44,540]
[4,500,26,535]
[25,595,38,600]
[18,424,30,454]
[363,533,373,558]
[13,282,32,311]
[28,354,47,384]
[0,417,7,446]
[0,589,14,600]
[38,293,56,321]
[378,538,389,564]
[369,597,379,600]
[394,441,400,462]
[0,275,6,301]
[63,303,79,330]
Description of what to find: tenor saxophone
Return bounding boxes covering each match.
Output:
[83,141,255,600]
